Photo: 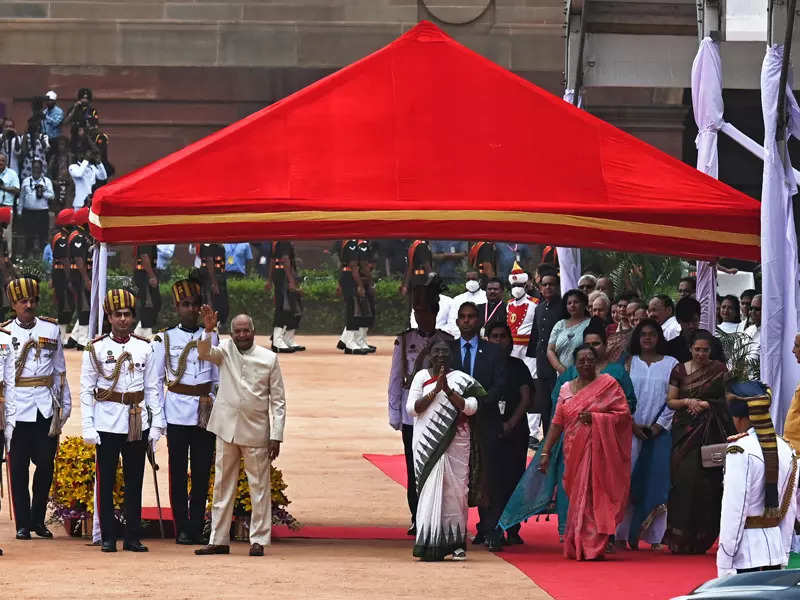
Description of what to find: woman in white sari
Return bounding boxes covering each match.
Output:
[407,340,485,561]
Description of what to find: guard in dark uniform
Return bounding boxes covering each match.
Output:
[195,243,228,332]
[387,275,453,535]
[0,207,15,322]
[469,241,497,289]
[67,207,92,349]
[400,240,432,299]
[356,239,378,353]
[132,244,161,339]
[336,239,368,355]
[268,241,303,353]
[51,209,74,345]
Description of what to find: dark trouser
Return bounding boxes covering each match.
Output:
[167,424,215,538]
[358,284,375,328]
[402,424,418,525]
[340,274,358,331]
[477,434,504,537]
[97,430,148,543]
[70,271,90,326]
[21,209,49,258]
[207,278,229,328]
[9,411,58,531]
[134,270,162,329]
[534,377,556,437]
[52,268,73,324]
[273,275,302,330]
[496,433,529,536]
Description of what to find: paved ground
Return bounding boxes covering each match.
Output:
[0,335,551,600]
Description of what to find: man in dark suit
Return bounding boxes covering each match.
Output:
[476,277,506,338]
[449,301,508,551]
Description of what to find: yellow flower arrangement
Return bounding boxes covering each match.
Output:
[49,436,124,523]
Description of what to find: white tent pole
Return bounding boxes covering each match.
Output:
[88,243,108,340]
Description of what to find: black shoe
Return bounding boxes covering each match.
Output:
[101,541,117,553]
[506,531,524,545]
[176,531,194,545]
[75,344,85,351]
[344,347,369,355]
[15,528,31,540]
[123,541,149,552]
[366,345,377,353]
[488,533,504,552]
[406,524,416,536]
[65,338,77,349]
[291,345,306,352]
[472,533,486,545]
[32,525,53,539]
[336,340,346,350]
[271,346,296,353]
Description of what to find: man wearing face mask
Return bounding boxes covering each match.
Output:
[447,271,486,338]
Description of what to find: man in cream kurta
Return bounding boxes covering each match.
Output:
[194,307,286,557]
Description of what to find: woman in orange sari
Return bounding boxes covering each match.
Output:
[539,344,632,560]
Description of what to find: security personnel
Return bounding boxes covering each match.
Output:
[506,261,538,378]
[356,239,378,353]
[387,275,453,535]
[400,240,432,299]
[67,207,92,349]
[132,244,161,339]
[195,243,228,332]
[0,322,15,556]
[469,241,497,289]
[51,209,74,344]
[267,241,303,353]
[80,289,164,553]
[336,239,369,355]
[0,207,15,321]
[718,388,798,576]
[151,279,218,545]
[5,277,71,540]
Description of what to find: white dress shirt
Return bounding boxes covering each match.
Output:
[661,315,681,341]
[19,175,54,211]
[80,334,163,435]
[0,167,20,207]
[69,160,107,208]
[0,330,17,436]
[410,294,452,333]
[151,325,219,426]
[717,429,797,576]
[7,317,71,423]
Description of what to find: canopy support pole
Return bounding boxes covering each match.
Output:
[88,242,108,340]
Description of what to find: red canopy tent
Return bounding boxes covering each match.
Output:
[90,20,759,262]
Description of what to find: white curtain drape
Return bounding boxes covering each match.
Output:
[690,37,722,332]
[760,45,800,432]
[558,89,583,296]
[88,243,108,339]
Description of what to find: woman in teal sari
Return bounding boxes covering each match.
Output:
[499,317,636,537]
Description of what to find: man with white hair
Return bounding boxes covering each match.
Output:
[195,308,286,557]
[577,274,597,295]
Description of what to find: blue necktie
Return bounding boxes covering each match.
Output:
[464,341,472,376]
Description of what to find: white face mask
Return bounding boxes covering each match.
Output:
[465,280,480,293]
[511,286,526,299]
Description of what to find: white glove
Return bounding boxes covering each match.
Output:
[148,426,162,450]
[83,428,101,446]
[4,425,12,452]
[60,412,70,428]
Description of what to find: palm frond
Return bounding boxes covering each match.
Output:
[717,329,760,381]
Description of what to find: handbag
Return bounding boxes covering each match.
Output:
[700,443,728,468]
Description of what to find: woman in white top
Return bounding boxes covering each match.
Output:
[716,295,741,335]
[617,318,678,550]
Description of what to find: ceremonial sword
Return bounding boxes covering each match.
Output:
[146,444,165,539]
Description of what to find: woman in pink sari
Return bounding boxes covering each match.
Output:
[539,344,633,560]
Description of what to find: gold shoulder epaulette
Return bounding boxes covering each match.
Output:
[0,319,12,328]
[39,316,58,324]
[131,333,151,342]
[727,432,748,442]
[91,333,108,343]
[727,445,745,455]
[0,328,10,335]
[152,334,162,343]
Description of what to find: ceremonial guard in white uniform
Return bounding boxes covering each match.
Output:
[80,289,164,553]
[388,276,453,535]
[5,277,70,540]
[505,263,540,435]
[0,320,16,555]
[717,388,798,576]
[151,279,219,545]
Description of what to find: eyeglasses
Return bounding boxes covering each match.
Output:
[540,282,556,287]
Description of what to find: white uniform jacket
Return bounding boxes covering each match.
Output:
[717,429,798,576]
[5,317,71,423]
[506,295,538,378]
[80,334,164,435]
[197,333,285,447]
[151,325,219,426]
[0,330,17,435]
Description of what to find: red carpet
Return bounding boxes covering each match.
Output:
[364,453,716,600]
